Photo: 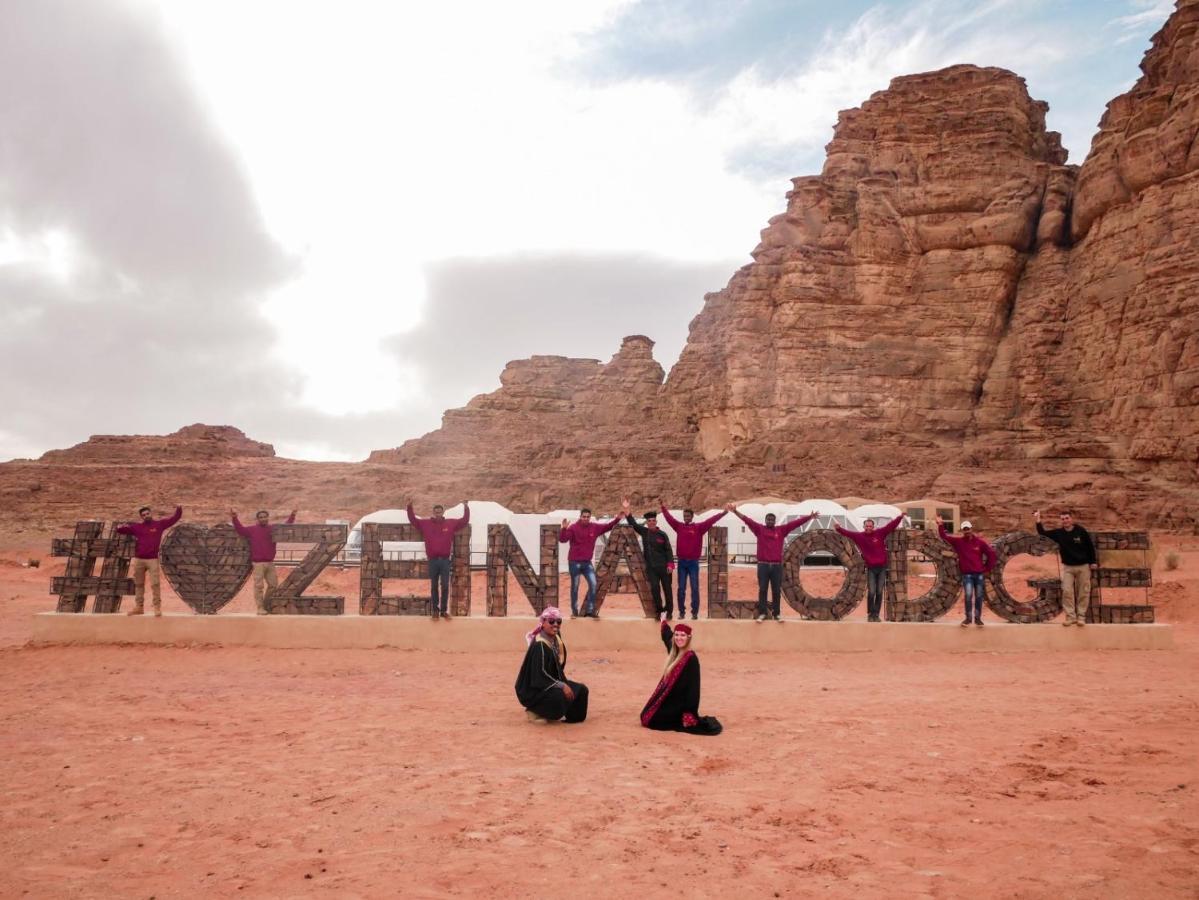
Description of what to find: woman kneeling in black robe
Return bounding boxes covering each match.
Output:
[640,616,722,735]
[515,606,589,723]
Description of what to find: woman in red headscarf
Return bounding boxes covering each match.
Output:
[640,615,722,735]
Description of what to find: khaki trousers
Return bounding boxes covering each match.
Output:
[1061,564,1092,623]
[131,558,161,610]
[252,562,279,611]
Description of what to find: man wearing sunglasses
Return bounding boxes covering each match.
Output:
[515,607,589,723]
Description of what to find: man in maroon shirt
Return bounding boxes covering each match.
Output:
[659,500,726,620]
[407,501,470,620]
[727,504,815,622]
[559,498,630,618]
[834,514,905,622]
[116,505,183,616]
[936,515,997,627]
[231,508,297,614]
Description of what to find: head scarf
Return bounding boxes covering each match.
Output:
[526,606,564,645]
[673,622,693,636]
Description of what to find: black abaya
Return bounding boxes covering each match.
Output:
[514,637,589,722]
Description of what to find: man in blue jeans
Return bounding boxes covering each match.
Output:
[659,501,726,620]
[559,499,630,618]
[936,515,997,627]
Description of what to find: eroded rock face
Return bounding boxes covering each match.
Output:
[377,9,1199,527]
[3,4,1197,534]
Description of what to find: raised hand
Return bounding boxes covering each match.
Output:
[934,514,944,526]
[1033,509,1041,522]
[621,496,631,513]
[560,518,569,529]
[724,502,736,512]
[229,508,237,519]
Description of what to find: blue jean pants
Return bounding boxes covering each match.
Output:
[568,560,598,615]
[962,573,986,621]
[676,559,700,616]
[428,557,451,613]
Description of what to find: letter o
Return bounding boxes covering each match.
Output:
[781,530,865,620]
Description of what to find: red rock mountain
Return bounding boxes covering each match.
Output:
[3,1,1197,537]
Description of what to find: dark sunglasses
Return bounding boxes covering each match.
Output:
[544,618,562,626]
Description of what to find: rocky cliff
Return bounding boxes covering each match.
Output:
[3,2,1197,536]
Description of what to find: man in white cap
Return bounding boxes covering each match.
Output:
[937,516,996,627]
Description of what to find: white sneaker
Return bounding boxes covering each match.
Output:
[754,613,767,622]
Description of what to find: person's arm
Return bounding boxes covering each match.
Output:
[625,514,647,536]
[662,533,674,565]
[405,502,423,526]
[980,539,998,573]
[732,510,762,536]
[451,502,470,532]
[877,514,904,537]
[115,523,135,536]
[834,522,853,536]
[696,510,726,535]
[230,511,251,537]
[780,513,815,536]
[1080,527,1098,566]
[659,504,682,529]
[558,522,572,543]
[597,515,621,536]
[286,510,296,524]
[160,506,182,528]
[937,522,961,548]
[1035,521,1051,537]
[659,617,672,653]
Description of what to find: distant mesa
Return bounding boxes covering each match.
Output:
[39,425,276,464]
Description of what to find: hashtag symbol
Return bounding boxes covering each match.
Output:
[50,521,136,613]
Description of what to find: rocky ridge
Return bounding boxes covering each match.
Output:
[2,2,1197,537]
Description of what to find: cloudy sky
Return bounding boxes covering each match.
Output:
[0,0,1175,461]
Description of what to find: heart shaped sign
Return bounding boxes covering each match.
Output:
[160,523,252,614]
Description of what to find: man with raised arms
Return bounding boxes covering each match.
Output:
[116,504,183,617]
[834,513,905,622]
[659,501,726,621]
[727,504,814,622]
[559,499,630,618]
[936,515,997,627]
[230,508,297,615]
[625,509,675,619]
[406,500,470,620]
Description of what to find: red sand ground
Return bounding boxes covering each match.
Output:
[0,537,1196,898]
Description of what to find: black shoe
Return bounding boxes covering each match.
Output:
[960,618,970,627]
[431,609,440,621]
[691,613,698,621]
[571,611,578,619]
[772,613,782,622]
[665,612,673,620]
[974,619,984,627]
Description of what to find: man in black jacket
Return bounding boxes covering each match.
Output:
[1034,509,1099,626]
[626,510,675,619]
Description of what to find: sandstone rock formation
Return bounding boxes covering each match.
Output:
[2,2,1197,536]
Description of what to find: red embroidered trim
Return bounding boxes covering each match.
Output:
[640,650,695,727]
[682,712,699,728]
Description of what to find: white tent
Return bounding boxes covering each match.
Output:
[850,503,907,529]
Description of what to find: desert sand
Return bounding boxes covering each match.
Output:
[0,539,1196,898]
